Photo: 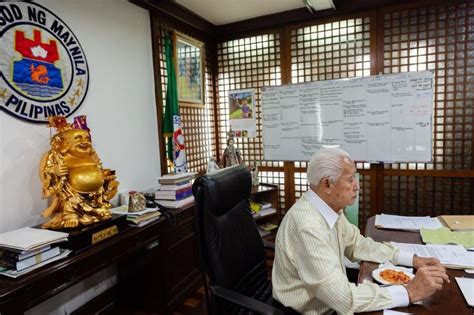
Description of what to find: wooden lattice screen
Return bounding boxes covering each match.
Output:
[288,16,374,226]
[152,1,473,231]
[380,3,474,219]
[216,35,286,210]
[153,20,217,175]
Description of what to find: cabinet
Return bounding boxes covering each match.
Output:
[250,183,281,238]
[0,206,201,315]
[117,204,202,314]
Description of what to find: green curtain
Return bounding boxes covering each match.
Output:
[163,33,180,163]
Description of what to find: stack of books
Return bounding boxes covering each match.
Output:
[251,201,277,219]
[257,223,278,237]
[0,227,71,278]
[127,209,161,227]
[155,172,196,209]
[110,206,161,227]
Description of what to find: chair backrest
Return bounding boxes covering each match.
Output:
[192,164,266,291]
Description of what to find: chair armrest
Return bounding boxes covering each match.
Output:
[262,239,275,251]
[211,285,284,315]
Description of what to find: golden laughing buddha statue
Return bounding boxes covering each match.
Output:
[39,116,119,230]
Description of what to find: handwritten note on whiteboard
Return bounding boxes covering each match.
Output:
[261,71,433,162]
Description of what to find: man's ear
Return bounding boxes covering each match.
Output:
[322,178,332,194]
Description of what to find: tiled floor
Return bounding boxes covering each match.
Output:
[171,286,207,315]
[115,286,207,315]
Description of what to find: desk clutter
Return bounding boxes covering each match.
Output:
[111,206,161,227]
[0,227,71,278]
[375,213,474,307]
[366,216,474,312]
[375,214,474,270]
[250,201,278,237]
[154,172,196,209]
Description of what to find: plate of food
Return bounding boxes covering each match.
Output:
[372,267,414,285]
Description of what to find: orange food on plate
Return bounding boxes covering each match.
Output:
[379,269,411,284]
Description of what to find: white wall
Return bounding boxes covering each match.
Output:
[0,0,160,313]
[0,0,161,233]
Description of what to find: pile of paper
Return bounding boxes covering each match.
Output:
[375,214,443,231]
[420,227,474,249]
[391,242,474,270]
[0,227,70,278]
[0,227,68,251]
[110,206,161,227]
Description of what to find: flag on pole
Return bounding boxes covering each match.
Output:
[164,33,187,173]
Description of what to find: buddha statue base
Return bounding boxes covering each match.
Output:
[57,214,128,253]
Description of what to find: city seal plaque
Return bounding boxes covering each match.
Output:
[0,1,89,123]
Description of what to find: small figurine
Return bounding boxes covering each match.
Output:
[207,157,220,174]
[251,165,259,186]
[221,130,243,168]
[39,116,119,229]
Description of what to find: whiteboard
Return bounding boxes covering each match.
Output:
[261,71,433,162]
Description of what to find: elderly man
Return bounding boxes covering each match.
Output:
[272,147,449,314]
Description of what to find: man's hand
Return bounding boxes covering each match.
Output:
[405,265,450,303]
[413,255,442,269]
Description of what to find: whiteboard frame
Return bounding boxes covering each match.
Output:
[261,71,434,163]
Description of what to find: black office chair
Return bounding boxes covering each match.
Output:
[192,164,299,315]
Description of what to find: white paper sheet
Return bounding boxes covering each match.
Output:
[383,310,413,315]
[0,227,68,251]
[391,242,474,269]
[455,277,474,307]
[375,214,443,231]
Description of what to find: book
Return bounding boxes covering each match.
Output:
[110,206,159,217]
[131,216,162,228]
[258,228,271,237]
[127,211,161,225]
[253,207,277,219]
[157,172,196,185]
[155,188,192,201]
[0,227,68,251]
[439,215,474,231]
[158,182,192,191]
[259,223,278,231]
[259,201,272,210]
[156,195,194,209]
[0,246,61,271]
[0,248,71,278]
[0,245,51,261]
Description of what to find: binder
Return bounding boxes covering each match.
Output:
[439,215,474,231]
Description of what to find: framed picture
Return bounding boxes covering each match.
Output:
[174,31,204,106]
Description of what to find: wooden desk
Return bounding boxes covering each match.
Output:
[0,206,202,314]
[358,216,473,314]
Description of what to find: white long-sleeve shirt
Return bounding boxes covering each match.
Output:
[272,190,412,314]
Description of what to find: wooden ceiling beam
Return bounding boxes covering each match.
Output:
[130,0,216,37]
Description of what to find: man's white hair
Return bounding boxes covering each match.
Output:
[307,147,352,186]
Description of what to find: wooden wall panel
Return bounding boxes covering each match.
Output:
[150,1,473,231]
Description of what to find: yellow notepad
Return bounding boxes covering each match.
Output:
[439,215,474,231]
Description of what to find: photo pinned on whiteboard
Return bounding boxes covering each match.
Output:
[229,89,256,138]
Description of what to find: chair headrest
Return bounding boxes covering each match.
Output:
[193,164,251,216]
